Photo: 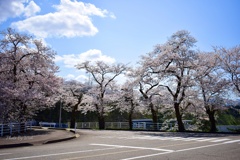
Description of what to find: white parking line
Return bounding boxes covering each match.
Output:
[0,153,12,156]
[181,137,199,141]
[172,137,197,141]
[90,143,174,152]
[197,138,218,142]
[3,148,116,160]
[121,151,173,160]
[190,138,205,141]
[176,143,224,152]
[211,138,230,142]
[121,143,225,160]
[99,135,234,144]
[223,139,240,144]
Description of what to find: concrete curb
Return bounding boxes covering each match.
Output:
[0,128,79,149]
[43,134,78,144]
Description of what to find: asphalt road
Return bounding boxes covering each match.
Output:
[1,129,240,160]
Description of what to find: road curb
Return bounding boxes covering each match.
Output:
[0,128,79,149]
[43,134,78,144]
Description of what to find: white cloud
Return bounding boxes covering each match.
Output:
[65,74,75,80]
[53,0,108,18]
[11,0,115,38]
[24,1,41,17]
[0,0,40,23]
[115,73,128,85]
[109,12,117,19]
[55,49,116,68]
[65,74,88,82]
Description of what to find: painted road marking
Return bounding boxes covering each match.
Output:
[98,135,234,143]
[169,137,189,141]
[4,140,240,160]
[3,148,117,160]
[0,153,12,156]
[181,137,200,141]
[223,139,240,144]
[92,140,240,160]
[116,136,231,142]
[121,151,173,160]
[122,143,226,160]
[211,138,231,142]
[91,143,174,152]
[61,149,140,160]
[189,138,205,141]
[197,138,218,142]
[176,143,224,152]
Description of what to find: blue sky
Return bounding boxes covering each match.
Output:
[0,0,240,82]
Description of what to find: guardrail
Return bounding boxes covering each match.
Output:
[39,122,57,128]
[105,122,129,129]
[217,125,240,132]
[76,122,99,129]
[39,122,69,128]
[75,122,175,131]
[0,122,31,137]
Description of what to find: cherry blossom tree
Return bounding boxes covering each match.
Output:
[118,80,140,130]
[140,30,197,131]
[194,52,229,132]
[0,28,61,123]
[76,61,127,129]
[217,46,240,95]
[135,67,161,127]
[61,80,89,128]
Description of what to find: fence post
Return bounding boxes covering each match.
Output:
[1,124,3,136]
[74,122,77,133]
[143,122,146,130]
[25,122,27,132]
[10,123,12,135]
[18,123,20,133]
[30,122,32,130]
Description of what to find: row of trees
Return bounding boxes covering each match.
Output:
[1,28,239,132]
[64,30,239,132]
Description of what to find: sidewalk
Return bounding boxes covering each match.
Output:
[0,127,78,149]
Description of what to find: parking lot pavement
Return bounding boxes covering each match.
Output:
[0,127,77,149]
[0,130,240,160]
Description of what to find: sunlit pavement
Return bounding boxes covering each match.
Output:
[1,129,240,160]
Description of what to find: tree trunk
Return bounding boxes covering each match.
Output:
[174,103,185,132]
[70,105,77,128]
[128,113,133,130]
[98,115,105,129]
[207,109,217,132]
[128,100,135,130]
[150,103,158,130]
[19,103,27,123]
[70,115,76,129]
